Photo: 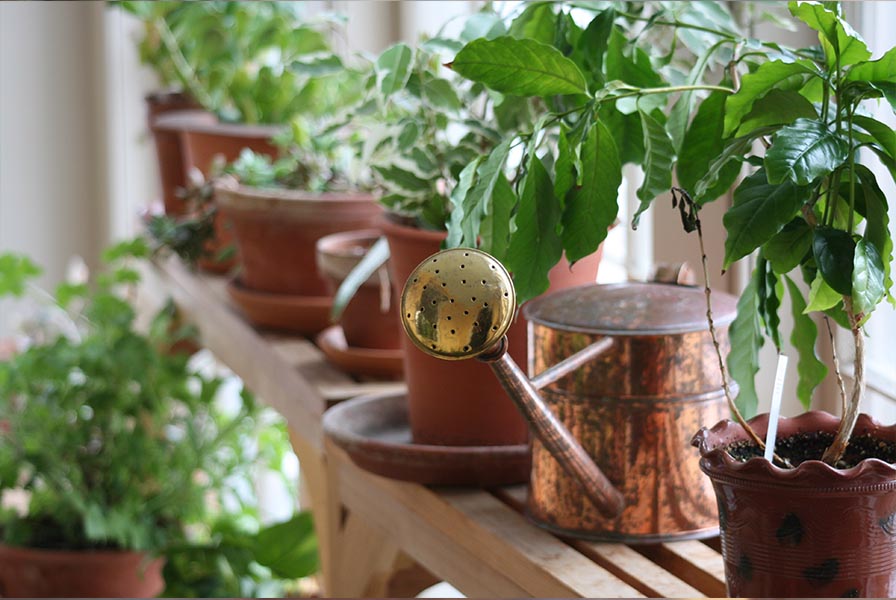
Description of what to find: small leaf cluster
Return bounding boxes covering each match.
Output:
[0,244,318,594]
[113,1,363,124]
[354,9,538,231]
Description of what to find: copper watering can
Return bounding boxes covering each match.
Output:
[400,248,736,543]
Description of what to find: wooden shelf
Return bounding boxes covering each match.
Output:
[141,256,727,598]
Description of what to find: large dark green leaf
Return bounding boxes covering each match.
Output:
[812,226,855,295]
[723,59,817,137]
[789,1,870,67]
[852,238,886,316]
[692,126,777,201]
[846,47,896,111]
[376,43,412,97]
[446,158,482,248]
[784,275,827,410]
[632,110,675,227]
[479,173,515,262]
[765,118,848,185]
[579,8,615,83]
[756,257,783,350]
[505,156,563,303]
[598,103,644,166]
[553,127,575,206]
[728,270,765,418]
[605,26,664,88]
[763,218,813,274]
[450,37,587,96]
[677,91,741,204]
[734,88,818,137]
[561,121,621,263]
[253,512,319,579]
[853,115,896,161]
[508,2,556,45]
[854,165,893,303]
[723,169,809,268]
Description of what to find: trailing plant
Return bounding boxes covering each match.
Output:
[114,1,364,124]
[0,242,318,594]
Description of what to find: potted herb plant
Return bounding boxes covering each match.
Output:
[0,243,318,597]
[643,1,896,596]
[214,119,381,335]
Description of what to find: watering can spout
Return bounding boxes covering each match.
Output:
[400,247,625,519]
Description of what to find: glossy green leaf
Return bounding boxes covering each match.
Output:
[376,43,413,97]
[446,158,483,248]
[763,218,813,274]
[451,37,587,96]
[505,156,563,303]
[479,173,515,262]
[728,270,765,418]
[330,237,390,321]
[422,77,462,111]
[254,512,319,579]
[460,11,506,42]
[854,165,893,303]
[561,121,621,263]
[723,169,808,267]
[846,47,896,111]
[789,1,871,67]
[765,118,848,185]
[853,115,896,161]
[598,103,644,166]
[579,8,615,82]
[553,127,575,205]
[692,126,777,201]
[723,59,817,137]
[812,226,855,295]
[373,165,430,192]
[784,275,827,410]
[734,88,817,137]
[605,26,664,89]
[677,91,741,204]
[852,238,886,316]
[757,257,784,350]
[508,2,556,45]
[805,271,841,312]
[448,141,511,250]
[632,110,675,227]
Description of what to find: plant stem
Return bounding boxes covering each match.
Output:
[603,84,735,106]
[821,297,865,465]
[847,106,857,234]
[684,190,787,466]
[824,315,848,417]
[615,10,739,40]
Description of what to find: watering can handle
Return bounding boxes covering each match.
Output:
[479,342,626,519]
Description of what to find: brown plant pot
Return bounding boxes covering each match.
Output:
[316,229,401,350]
[145,92,206,216]
[216,181,382,297]
[381,217,603,446]
[693,411,896,598]
[154,112,282,274]
[0,544,164,598]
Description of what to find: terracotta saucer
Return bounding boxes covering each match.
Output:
[323,390,531,486]
[316,325,404,380]
[226,279,332,335]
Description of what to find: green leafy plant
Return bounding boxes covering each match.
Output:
[447,1,793,302]
[677,1,895,465]
[114,1,363,124]
[0,242,318,594]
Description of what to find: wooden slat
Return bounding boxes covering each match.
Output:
[493,487,703,598]
[636,540,727,598]
[331,442,643,598]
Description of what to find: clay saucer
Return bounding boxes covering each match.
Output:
[323,390,531,486]
[316,325,404,380]
[226,279,332,335]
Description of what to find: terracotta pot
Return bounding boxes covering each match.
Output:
[145,92,205,216]
[154,112,282,273]
[381,217,602,446]
[693,411,896,598]
[0,544,164,598]
[216,181,382,296]
[316,230,401,350]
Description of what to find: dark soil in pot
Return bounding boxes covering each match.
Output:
[693,411,896,598]
[0,544,164,598]
[381,216,603,447]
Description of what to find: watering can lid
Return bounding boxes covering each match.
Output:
[522,282,737,336]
